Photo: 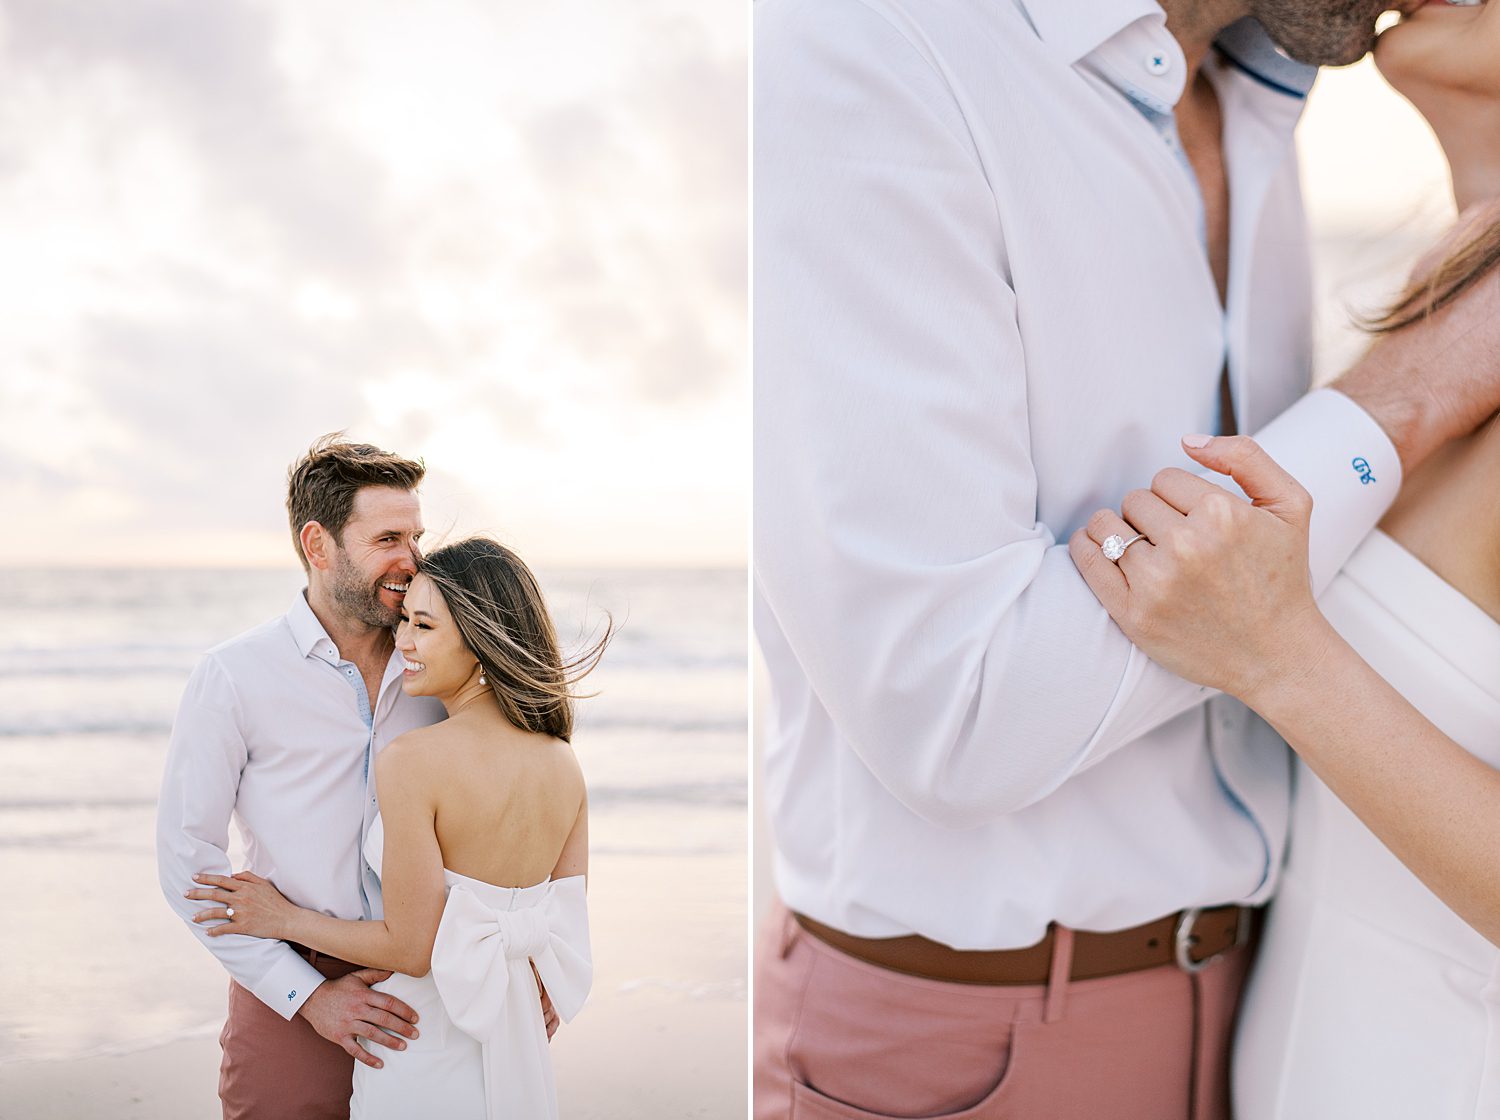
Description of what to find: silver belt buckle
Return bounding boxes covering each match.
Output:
[1174,906,1249,973]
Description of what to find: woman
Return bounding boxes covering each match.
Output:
[1070,6,1500,1116]
[185,537,608,1119]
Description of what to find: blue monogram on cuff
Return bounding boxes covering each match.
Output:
[288,990,297,1000]
[1352,457,1375,485]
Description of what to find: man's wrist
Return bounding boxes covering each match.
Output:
[1330,360,1430,476]
[292,974,329,1019]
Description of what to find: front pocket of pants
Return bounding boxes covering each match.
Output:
[789,1019,1031,1120]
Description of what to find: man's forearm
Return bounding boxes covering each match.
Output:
[1331,200,1500,474]
[157,665,328,1019]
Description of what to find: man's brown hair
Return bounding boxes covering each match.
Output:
[285,433,426,571]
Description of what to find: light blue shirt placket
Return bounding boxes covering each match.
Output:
[315,643,384,920]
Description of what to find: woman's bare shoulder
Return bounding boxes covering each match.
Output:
[375,724,450,781]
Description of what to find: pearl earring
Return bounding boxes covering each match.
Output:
[478,667,487,685]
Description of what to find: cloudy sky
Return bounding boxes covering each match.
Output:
[1,0,746,568]
[0,4,1456,568]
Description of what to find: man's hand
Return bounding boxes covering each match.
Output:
[297,969,420,1069]
[1335,198,1500,473]
[533,961,559,1041]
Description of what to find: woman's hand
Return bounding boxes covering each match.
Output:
[186,870,300,940]
[1067,434,1340,704]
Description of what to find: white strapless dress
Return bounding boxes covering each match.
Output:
[349,815,591,1120]
[1233,529,1500,1119]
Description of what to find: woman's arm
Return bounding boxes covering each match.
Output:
[190,737,446,976]
[1247,614,1500,946]
[1069,434,1500,946]
[552,789,588,884]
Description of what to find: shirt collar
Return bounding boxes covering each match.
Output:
[287,589,340,663]
[1015,0,1316,109]
[1213,18,1316,100]
[1015,0,1163,66]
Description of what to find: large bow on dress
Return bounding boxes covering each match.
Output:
[430,875,591,1120]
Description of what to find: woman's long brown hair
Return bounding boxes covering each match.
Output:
[1367,217,1500,332]
[419,537,611,742]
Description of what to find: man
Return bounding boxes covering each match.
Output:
[754,0,1500,1117]
[158,435,439,1118]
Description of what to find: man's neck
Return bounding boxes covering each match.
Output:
[304,584,394,669]
[1158,0,1249,89]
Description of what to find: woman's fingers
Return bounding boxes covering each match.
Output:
[192,907,232,924]
[192,873,237,889]
[1120,487,1185,544]
[1084,508,1154,576]
[1180,436,1312,523]
[184,887,235,904]
[1149,466,1224,514]
[1068,527,1128,620]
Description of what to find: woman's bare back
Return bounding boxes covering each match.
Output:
[405,709,586,888]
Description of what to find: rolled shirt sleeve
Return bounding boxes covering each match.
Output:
[155,655,325,1020]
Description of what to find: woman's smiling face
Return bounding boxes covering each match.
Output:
[396,574,480,698]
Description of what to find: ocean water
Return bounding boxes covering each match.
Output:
[0,566,747,1064]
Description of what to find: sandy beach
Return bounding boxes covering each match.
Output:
[0,847,745,1120]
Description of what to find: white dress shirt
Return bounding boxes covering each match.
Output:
[754,0,1402,947]
[156,591,445,1018]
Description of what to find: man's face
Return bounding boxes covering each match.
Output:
[326,486,424,630]
[1251,0,1417,66]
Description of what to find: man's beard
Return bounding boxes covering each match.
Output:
[329,548,400,629]
[1252,0,1393,66]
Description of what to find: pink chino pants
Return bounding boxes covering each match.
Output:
[754,901,1254,1120]
[218,951,364,1120]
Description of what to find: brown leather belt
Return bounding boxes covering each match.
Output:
[794,905,1254,985]
[287,941,359,973]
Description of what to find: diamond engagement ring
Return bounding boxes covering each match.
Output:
[1101,533,1146,563]
[225,908,235,918]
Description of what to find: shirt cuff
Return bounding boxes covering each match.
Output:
[1248,387,1402,594]
[249,950,328,1021]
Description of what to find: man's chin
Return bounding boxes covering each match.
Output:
[1281,30,1377,68]
[1254,4,1384,68]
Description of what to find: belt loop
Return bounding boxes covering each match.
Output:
[778,904,799,959]
[1044,924,1073,1024]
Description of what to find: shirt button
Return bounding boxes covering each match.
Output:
[1145,51,1170,76]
